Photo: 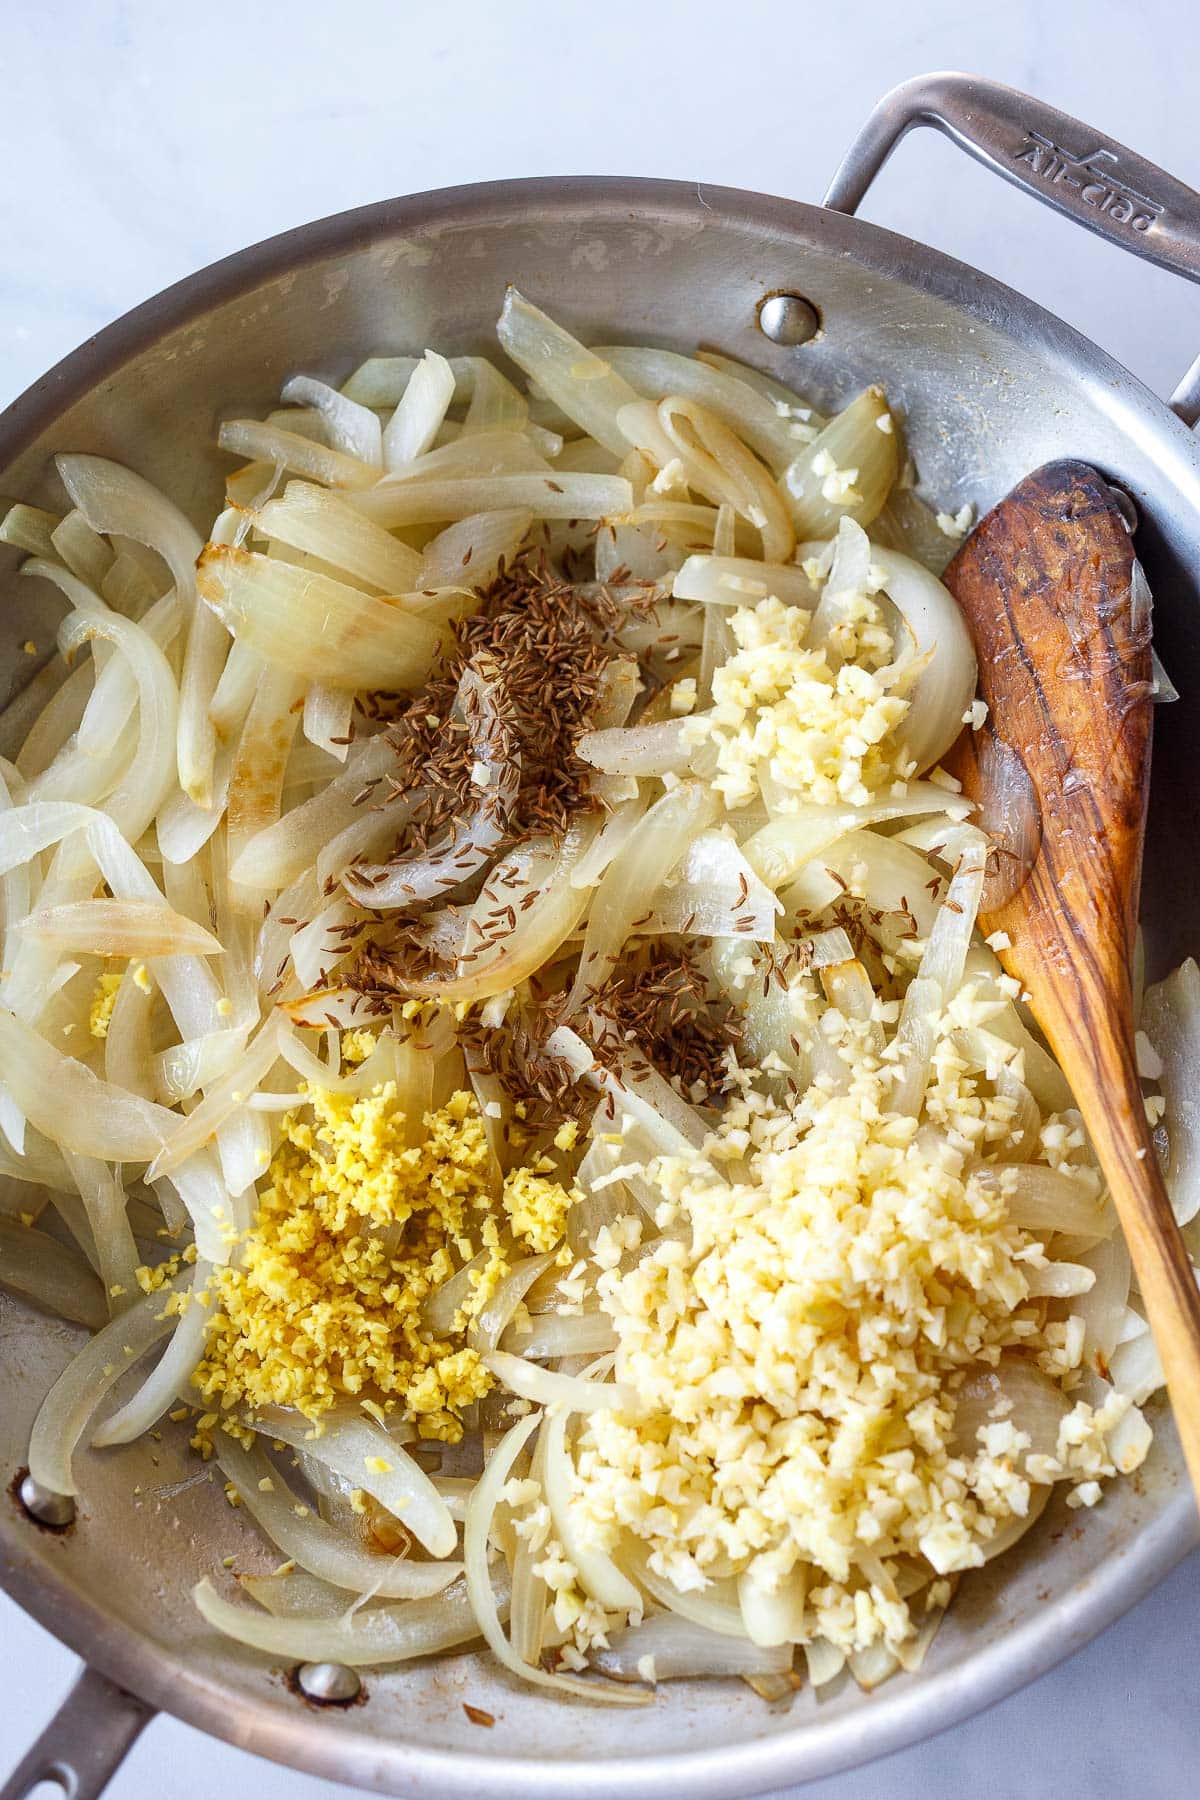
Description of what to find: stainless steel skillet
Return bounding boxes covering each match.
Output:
[2,70,1200,1800]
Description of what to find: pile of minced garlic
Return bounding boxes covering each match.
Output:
[192,1082,578,1443]
[682,588,911,810]
[567,1033,1150,1661]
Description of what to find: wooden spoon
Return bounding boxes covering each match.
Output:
[944,460,1200,1501]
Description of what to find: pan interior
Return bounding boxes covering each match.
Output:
[1,183,1198,1795]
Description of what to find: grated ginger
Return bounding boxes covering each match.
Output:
[88,969,124,1039]
[193,1086,577,1442]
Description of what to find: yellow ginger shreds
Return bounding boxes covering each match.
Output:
[681,594,910,810]
[88,970,124,1039]
[193,1086,501,1442]
[501,1164,580,1254]
[573,1054,1114,1662]
[136,1252,184,1293]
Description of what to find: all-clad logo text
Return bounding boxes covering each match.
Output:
[1013,130,1163,232]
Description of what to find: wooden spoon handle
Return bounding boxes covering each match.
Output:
[946,461,1200,1499]
[1037,942,1200,1496]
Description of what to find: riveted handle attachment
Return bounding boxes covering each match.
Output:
[824,72,1200,424]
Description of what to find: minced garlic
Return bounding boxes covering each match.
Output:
[573,1044,1142,1660]
[682,594,909,810]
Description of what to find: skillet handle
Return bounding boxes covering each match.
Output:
[0,1664,154,1800]
[824,72,1200,425]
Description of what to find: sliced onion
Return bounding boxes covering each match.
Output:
[496,289,641,458]
[390,820,598,1006]
[28,566,180,841]
[866,542,977,773]
[641,829,781,941]
[617,1539,748,1638]
[218,419,378,490]
[782,387,898,536]
[377,429,550,489]
[0,1216,107,1328]
[231,733,395,892]
[566,782,717,1009]
[597,347,805,470]
[737,1563,809,1648]
[352,471,632,530]
[740,786,972,890]
[279,986,375,1032]
[194,1571,503,1666]
[382,349,456,469]
[417,508,533,590]
[1,501,61,557]
[302,684,355,764]
[260,1412,456,1559]
[28,1275,187,1494]
[461,358,530,435]
[280,377,382,467]
[196,544,443,690]
[541,1405,642,1613]
[12,898,221,958]
[256,481,419,591]
[92,1258,214,1445]
[226,664,305,907]
[64,1151,140,1305]
[502,1313,618,1360]
[576,720,694,777]
[147,1015,286,1179]
[673,554,816,610]
[469,1253,557,1354]
[889,836,986,1115]
[464,1409,648,1704]
[596,1613,790,1682]
[214,1437,463,1598]
[1109,1324,1165,1403]
[156,742,235,864]
[482,1350,631,1414]
[54,452,222,809]
[0,1003,174,1160]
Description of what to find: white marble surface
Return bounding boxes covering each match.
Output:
[2,1,1199,1794]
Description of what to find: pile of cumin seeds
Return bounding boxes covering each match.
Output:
[358,552,655,862]
[585,942,742,1104]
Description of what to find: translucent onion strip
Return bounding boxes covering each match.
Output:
[198,545,443,692]
[92,1259,214,1445]
[255,481,420,592]
[193,1572,504,1667]
[12,898,222,958]
[482,1351,632,1414]
[0,1216,107,1328]
[0,1004,174,1161]
[464,1409,648,1705]
[260,1412,457,1559]
[496,289,641,457]
[213,1437,464,1599]
[28,1276,187,1494]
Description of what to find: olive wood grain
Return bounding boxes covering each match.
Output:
[944,461,1200,1504]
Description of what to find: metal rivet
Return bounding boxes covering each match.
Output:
[296,1662,361,1704]
[18,1473,76,1529]
[1106,483,1139,534]
[757,293,821,347]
